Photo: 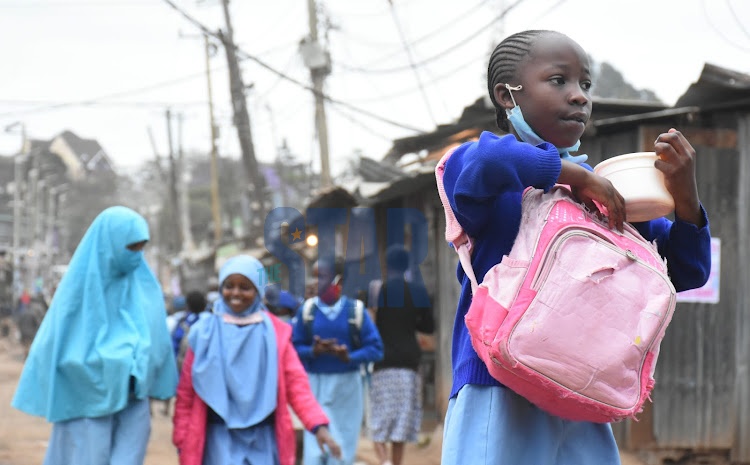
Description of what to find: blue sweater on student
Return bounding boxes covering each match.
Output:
[442,131,712,398]
[292,296,383,374]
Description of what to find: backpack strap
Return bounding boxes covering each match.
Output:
[347,299,364,349]
[302,298,316,344]
[435,147,479,293]
[303,297,364,349]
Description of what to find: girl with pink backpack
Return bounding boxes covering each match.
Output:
[438,30,711,465]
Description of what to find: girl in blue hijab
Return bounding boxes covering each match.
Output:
[12,206,178,465]
[173,255,341,465]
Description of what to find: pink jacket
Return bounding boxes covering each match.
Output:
[172,312,329,465]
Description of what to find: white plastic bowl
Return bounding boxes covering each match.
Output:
[594,152,674,222]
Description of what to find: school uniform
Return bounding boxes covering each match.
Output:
[440,132,711,464]
[292,295,384,465]
[11,206,178,465]
[173,310,328,465]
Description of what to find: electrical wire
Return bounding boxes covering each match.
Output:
[340,0,493,69]
[327,104,394,142]
[724,0,750,42]
[702,0,750,52]
[387,0,438,125]
[343,50,487,104]
[159,0,428,133]
[0,1,154,7]
[0,100,207,108]
[0,69,218,118]
[526,0,568,23]
[336,0,525,74]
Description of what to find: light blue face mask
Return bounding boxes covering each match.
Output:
[504,84,588,165]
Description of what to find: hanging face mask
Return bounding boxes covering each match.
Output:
[504,84,588,165]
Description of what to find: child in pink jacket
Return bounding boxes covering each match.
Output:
[173,255,341,465]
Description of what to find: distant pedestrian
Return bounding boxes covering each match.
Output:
[172,290,208,373]
[11,206,178,465]
[369,245,434,465]
[292,257,384,465]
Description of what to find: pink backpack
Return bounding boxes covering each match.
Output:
[435,148,676,423]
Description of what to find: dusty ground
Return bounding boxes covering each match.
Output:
[0,335,644,465]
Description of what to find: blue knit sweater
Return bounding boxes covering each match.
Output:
[292,296,384,373]
[442,131,712,398]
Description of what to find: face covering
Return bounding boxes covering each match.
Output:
[320,282,341,306]
[504,84,588,165]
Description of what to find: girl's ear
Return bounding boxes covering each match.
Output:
[494,83,515,111]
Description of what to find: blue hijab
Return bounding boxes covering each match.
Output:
[188,255,278,428]
[11,206,178,423]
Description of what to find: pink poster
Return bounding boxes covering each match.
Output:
[676,237,720,304]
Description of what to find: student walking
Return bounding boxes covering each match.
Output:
[292,258,384,465]
[438,30,712,465]
[172,254,340,465]
[11,206,178,465]
[369,245,434,465]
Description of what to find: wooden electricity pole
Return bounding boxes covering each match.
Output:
[302,0,332,188]
[219,0,266,235]
[204,34,223,244]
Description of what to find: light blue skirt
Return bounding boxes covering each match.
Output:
[43,398,151,465]
[442,384,621,465]
[303,371,363,465]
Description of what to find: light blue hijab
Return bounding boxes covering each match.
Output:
[188,255,278,428]
[11,206,178,423]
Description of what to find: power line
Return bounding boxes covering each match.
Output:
[527,0,568,23]
[0,99,207,108]
[159,0,428,134]
[343,50,488,104]
[702,0,750,52]
[0,1,154,7]
[340,0,493,69]
[327,104,394,143]
[725,0,750,42]
[387,0,438,125]
[0,69,216,118]
[336,0,525,75]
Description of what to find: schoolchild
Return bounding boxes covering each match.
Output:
[292,258,384,465]
[171,289,208,372]
[439,30,711,464]
[369,245,435,465]
[172,254,340,465]
[11,206,178,465]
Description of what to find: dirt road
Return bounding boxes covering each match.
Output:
[0,337,644,465]
[0,340,178,465]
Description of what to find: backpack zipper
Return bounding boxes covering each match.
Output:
[530,226,672,292]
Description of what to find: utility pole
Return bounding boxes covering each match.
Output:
[205,34,223,244]
[7,122,26,304]
[219,0,266,236]
[176,113,195,253]
[301,0,332,188]
[165,108,183,253]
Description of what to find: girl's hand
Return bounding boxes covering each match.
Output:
[654,128,703,226]
[312,336,336,356]
[331,344,351,363]
[561,161,626,231]
[315,426,342,459]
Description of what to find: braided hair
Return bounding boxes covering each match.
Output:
[487,30,559,132]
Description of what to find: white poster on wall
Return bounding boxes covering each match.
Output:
[676,237,721,304]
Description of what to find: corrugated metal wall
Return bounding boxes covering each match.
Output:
[732,115,750,463]
[588,120,747,457]
[650,132,739,448]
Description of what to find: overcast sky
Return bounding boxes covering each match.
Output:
[1,0,749,176]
